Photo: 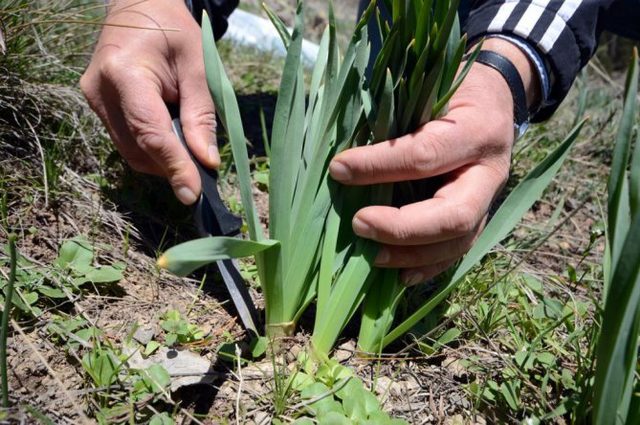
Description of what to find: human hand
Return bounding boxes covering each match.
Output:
[329,39,540,286]
[80,0,218,205]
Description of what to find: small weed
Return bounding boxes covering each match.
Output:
[160,309,206,347]
[46,312,175,423]
[0,236,124,319]
[273,353,408,424]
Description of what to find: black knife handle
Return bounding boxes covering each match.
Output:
[168,104,242,237]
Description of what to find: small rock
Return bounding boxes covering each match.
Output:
[125,346,216,391]
[290,344,302,360]
[254,411,270,425]
[444,414,465,425]
[472,415,487,425]
[132,326,155,345]
[375,376,393,396]
[334,340,356,362]
[443,356,468,378]
[375,376,415,398]
[243,361,274,380]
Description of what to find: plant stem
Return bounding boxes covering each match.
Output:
[1,234,17,408]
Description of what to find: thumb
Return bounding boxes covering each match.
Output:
[117,71,202,205]
[178,66,220,169]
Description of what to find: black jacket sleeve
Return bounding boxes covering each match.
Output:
[464,0,619,122]
[187,0,239,39]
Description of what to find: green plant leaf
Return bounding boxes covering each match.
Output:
[149,413,174,425]
[158,237,279,276]
[593,48,639,425]
[55,236,93,273]
[250,336,268,358]
[606,48,638,282]
[144,341,161,357]
[143,364,171,394]
[83,266,123,284]
[37,286,67,299]
[202,12,263,242]
[316,411,350,425]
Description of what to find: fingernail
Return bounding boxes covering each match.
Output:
[176,186,198,205]
[208,145,220,164]
[375,248,390,265]
[329,161,352,182]
[402,272,424,287]
[353,218,375,239]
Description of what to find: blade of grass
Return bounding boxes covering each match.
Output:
[606,48,638,275]
[592,49,639,425]
[268,1,305,244]
[202,12,263,242]
[262,2,292,48]
[593,213,640,425]
[1,235,17,408]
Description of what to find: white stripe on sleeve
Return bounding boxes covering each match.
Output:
[538,14,566,51]
[514,0,551,36]
[488,1,519,32]
[556,0,583,21]
[537,0,583,51]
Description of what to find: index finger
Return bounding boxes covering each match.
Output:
[351,162,506,245]
[329,100,513,186]
[328,110,476,185]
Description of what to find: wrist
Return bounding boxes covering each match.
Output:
[479,38,541,111]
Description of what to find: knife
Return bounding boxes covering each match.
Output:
[168,105,260,335]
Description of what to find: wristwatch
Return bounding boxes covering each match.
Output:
[465,50,530,139]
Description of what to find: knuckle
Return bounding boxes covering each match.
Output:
[99,52,132,81]
[135,128,167,154]
[453,235,475,257]
[446,204,480,235]
[413,137,440,172]
[389,221,413,242]
[166,159,193,183]
[183,108,216,132]
[79,72,91,96]
[486,161,511,188]
[433,260,454,275]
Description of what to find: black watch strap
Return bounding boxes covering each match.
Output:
[469,50,529,128]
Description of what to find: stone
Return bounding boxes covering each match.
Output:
[132,326,155,345]
[125,346,217,391]
[443,356,468,378]
[334,340,356,363]
[254,411,270,425]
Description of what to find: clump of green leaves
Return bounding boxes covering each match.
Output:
[272,354,406,424]
[160,309,206,347]
[0,236,124,318]
[47,313,174,424]
[159,0,584,356]
[591,48,640,425]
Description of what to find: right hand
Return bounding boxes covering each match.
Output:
[80,0,219,205]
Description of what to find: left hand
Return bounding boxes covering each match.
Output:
[329,40,540,286]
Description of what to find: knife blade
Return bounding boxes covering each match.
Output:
[168,105,260,335]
